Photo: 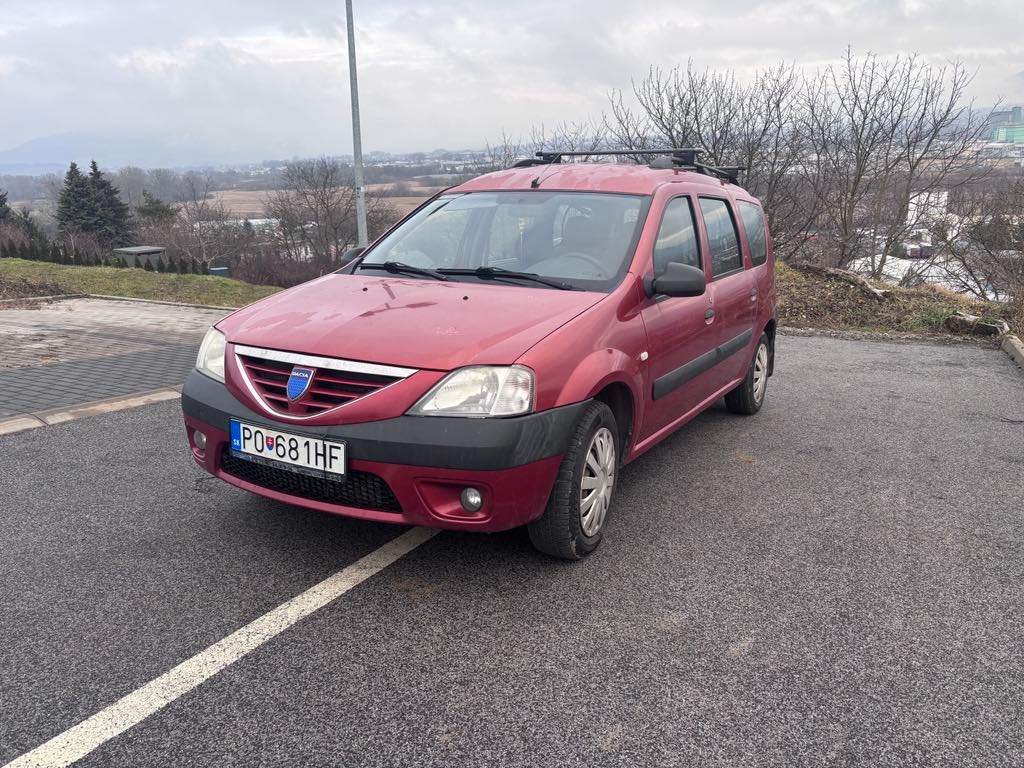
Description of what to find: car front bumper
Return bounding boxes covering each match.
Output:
[181,370,587,532]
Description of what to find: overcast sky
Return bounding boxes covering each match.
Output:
[1,0,1021,164]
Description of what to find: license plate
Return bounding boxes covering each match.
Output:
[229,420,345,478]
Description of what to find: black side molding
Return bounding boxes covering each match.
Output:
[652,329,753,400]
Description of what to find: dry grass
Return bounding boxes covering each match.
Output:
[0,273,65,300]
[207,190,271,219]
[210,182,442,220]
[776,262,1021,339]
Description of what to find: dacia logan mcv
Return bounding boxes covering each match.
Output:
[182,152,776,559]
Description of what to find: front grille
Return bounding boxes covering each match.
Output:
[221,450,402,513]
[237,353,401,416]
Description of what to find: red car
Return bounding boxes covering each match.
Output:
[182,150,776,559]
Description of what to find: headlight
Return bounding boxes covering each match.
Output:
[409,366,534,417]
[196,327,227,382]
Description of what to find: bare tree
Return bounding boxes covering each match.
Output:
[110,166,148,207]
[530,120,609,156]
[481,121,610,171]
[172,174,241,265]
[133,173,255,269]
[605,61,811,255]
[925,178,1024,300]
[802,50,991,273]
[602,52,992,272]
[264,158,395,270]
[481,131,528,170]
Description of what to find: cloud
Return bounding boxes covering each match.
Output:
[0,0,1021,162]
[0,55,31,77]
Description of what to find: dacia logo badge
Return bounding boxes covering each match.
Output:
[286,366,315,401]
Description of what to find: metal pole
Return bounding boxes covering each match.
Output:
[345,0,368,247]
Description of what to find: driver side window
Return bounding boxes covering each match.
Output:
[653,197,701,276]
[484,206,537,268]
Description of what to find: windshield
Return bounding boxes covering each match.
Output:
[357,191,648,292]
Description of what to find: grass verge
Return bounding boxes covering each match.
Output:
[0,258,279,307]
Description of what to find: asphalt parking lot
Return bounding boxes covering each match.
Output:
[2,335,1023,767]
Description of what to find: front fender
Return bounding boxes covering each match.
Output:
[553,349,642,406]
[547,349,646,448]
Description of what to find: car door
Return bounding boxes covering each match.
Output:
[736,198,774,323]
[698,196,757,388]
[638,195,719,438]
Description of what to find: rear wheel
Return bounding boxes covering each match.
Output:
[725,333,770,415]
[528,401,618,560]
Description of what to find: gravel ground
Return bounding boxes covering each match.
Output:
[1,335,1022,767]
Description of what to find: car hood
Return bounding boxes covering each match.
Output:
[219,274,606,371]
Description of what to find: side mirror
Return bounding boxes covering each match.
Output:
[340,246,366,266]
[644,262,706,298]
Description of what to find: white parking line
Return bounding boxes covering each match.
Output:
[3,527,439,768]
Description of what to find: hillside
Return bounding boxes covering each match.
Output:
[776,263,1022,340]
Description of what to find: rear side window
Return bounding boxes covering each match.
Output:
[738,201,768,267]
[699,198,742,277]
[653,197,700,276]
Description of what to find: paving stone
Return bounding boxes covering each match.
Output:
[0,298,226,369]
[0,344,199,415]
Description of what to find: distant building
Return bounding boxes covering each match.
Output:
[989,106,1024,143]
[992,125,1024,144]
[112,245,165,268]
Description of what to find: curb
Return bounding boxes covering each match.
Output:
[85,294,239,312]
[777,326,984,347]
[0,387,182,437]
[0,293,238,312]
[0,294,87,308]
[1002,335,1024,369]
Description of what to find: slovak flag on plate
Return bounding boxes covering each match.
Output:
[266,436,275,451]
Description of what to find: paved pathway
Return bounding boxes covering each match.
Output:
[0,298,227,417]
[0,344,200,417]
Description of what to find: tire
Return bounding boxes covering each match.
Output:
[725,332,770,415]
[528,401,619,560]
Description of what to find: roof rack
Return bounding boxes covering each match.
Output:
[510,148,745,184]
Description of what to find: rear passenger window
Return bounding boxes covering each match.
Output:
[738,201,768,266]
[699,198,742,277]
[653,197,700,276]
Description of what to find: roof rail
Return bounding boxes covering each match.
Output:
[508,148,745,184]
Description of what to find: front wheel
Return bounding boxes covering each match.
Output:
[725,333,770,415]
[528,401,619,560]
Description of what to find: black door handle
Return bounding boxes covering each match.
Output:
[749,287,758,297]
[704,308,716,320]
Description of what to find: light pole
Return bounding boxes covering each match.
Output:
[345,0,368,247]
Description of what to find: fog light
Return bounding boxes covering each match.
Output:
[193,430,207,450]
[460,487,483,512]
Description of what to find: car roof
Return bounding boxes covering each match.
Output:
[448,162,755,198]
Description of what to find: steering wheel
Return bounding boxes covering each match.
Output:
[560,251,612,279]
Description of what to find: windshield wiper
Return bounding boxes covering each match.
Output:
[438,266,577,290]
[357,261,449,281]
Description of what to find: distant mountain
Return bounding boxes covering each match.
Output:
[0,131,252,174]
